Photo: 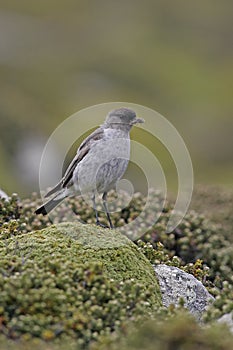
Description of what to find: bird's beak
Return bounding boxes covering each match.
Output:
[131,118,145,125]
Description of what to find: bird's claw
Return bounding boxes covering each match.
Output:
[96,221,109,229]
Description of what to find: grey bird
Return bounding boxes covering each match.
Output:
[35,107,144,228]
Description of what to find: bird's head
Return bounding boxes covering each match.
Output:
[104,108,144,129]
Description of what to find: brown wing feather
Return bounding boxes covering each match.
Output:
[44,127,104,197]
[61,147,89,188]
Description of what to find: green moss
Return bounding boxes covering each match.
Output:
[0,221,161,347]
[1,187,233,348]
[99,313,233,350]
[2,313,233,350]
[191,185,233,239]
[0,336,79,350]
[2,222,161,293]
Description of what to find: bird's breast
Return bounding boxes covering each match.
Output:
[73,128,130,194]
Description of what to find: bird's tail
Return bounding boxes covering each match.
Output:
[35,196,65,215]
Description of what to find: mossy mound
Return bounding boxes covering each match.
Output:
[0,222,161,347]
[1,188,233,347]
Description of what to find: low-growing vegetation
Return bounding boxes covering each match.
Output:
[0,186,233,349]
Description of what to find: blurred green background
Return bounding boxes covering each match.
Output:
[0,0,233,197]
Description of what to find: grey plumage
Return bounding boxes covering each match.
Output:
[35,107,144,227]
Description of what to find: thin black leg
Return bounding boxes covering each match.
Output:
[92,193,100,226]
[102,192,113,229]
[92,193,108,228]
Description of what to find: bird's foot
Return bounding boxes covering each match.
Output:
[108,222,114,229]
[96,221,109,229]
[77,218,87,225]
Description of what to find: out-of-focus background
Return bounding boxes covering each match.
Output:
[0,0,232,197]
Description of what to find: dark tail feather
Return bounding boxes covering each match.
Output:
[35,197,64,215]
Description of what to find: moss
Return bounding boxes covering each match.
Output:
[140,206,232,287]
[0,335,79,350]
[1,187,233,347]
[204,281,233,322]
[1,189,231,289]
[2,313,233,350]
[2,221,161,294]
[98,312,233,350]
[0,221,161,347]
[191,185,233,239]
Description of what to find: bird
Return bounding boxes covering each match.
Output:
[35,107,144,228]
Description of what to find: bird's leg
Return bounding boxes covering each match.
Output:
[92,193,108,228]
[102,192,114,229]
[92,193,101,226]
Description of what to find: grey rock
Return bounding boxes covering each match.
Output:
[153,264,214,320]
[218,313,233,332]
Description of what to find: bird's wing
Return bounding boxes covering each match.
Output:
[45,127,104,197]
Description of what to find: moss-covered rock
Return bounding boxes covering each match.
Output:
[1,221,161,293]
[0,222,161,347]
